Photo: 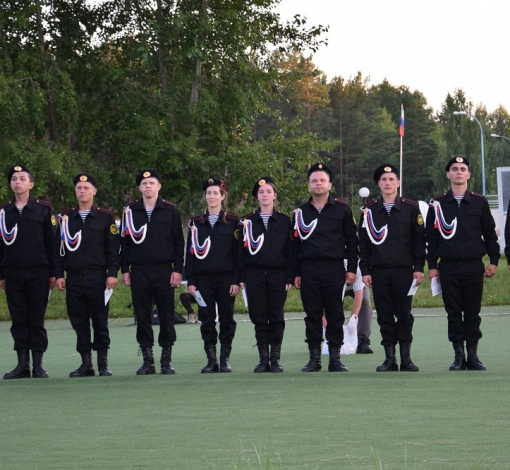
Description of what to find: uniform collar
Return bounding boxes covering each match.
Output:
[376,195,401,211]
[256,208,277,220]
[6,196,36,212]
[446,189,471,202]
[69,204,98,218]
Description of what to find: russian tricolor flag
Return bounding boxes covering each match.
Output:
[399,104,404,137]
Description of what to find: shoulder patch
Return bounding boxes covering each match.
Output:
[36,199,52,208]
[240,212,255,220]
[334,198,348,205]
[97,207,113,214]
[226,214,238,221]
[0,201,11,209]
[432,193,446,201]
[365,200,377,208]
[60,207,74,215]
[401,198,418,206]
[190,215,202,222]
[163,200,176,207]
[124,200,137,208]
[471,192,486,199]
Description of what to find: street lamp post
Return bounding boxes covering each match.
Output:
[453,111,486,195]
[491,133,510,143]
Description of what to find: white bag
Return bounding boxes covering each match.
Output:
[321,316,358,355]
[341,315,358,355]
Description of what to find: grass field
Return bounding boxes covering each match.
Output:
[1,307,510,469]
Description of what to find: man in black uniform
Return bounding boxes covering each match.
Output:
[239,177,295,373]
[1,165,55,379]
[121,169,184,375]
[358,164,425,372]
[293,163,358,372]
[426,156,499,371]
[55,174,120,377]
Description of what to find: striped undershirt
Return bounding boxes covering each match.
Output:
[260,213,271,230]
[383,202,395,214]
[79,210,90,222]
[208,213,219,227]
[454,196,464,205]
[146,209,152,222]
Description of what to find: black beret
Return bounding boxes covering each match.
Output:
[373,164,399,183]
[73,173,97,188]
[7,165,32,182]
[307,163,333,181]
[136,169,161,185]
[252,176,276,198]
[445,156,470,172]
[202,178,228,192]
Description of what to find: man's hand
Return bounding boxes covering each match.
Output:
[413,271,425,286]
[122,273,131,287]
[294,276,301,290]
[55,278,66,291]
[362,275,372,288]
[49,277,56,290]
[230,285,240,297]
[345,271,356,285]
[106,276,118,289]
[428,269,439,282]
[170,272,182,288]
[485,264,497,278]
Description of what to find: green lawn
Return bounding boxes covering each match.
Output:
[1,308,510,469]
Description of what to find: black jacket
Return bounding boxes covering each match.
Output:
[120,197,184,273]
[426,189,500,269]
[0,196,55,279]
[54,205,120,279]
[185,211,239,287]
[358,196,426,276]
[292,194,358,274]
[238,209,296,283]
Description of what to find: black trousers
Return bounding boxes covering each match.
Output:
[66,275,110,354]
[371,267,414,346]
[4,267,49,352]
[195,272,236,346]
[439,259,484,344]
[131,266,176,348]
[300,260,345,348]
[245,266,286,345]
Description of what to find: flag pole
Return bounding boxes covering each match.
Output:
[399,104,404,197]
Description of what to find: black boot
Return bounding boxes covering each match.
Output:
[3,349,30,380]
[201,344,219,373]
[160,347,175,375]
[466,342,486,371]
[301,345,322,372]
[376,345,398,372]
[328,344,348,372]
[254,344,270,373]
[97,349,113,376]
[32,351,49,378]
[136,347,156,375]
[69,351,96,378]
[356,340,373,354]
[270,343,283,373]
[219,344,232,373]
[399,342,419,371]
[449,342,466,371]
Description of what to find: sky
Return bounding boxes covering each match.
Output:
[275,0,509,115]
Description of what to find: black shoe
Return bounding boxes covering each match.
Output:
[69,352,96,378]
[376,345,398,372]
[3,349,31,380]
[32,351,49,378]
[136,347,156,375]
[399,342,419,372]
[201,344,219,373]
[466,343,486,371]
[328,345,348,372]
[356,342,373,354]
[270,343,283,373]
[254,344,270,373]
[97,349,113,376]
[301,346,322,372]
[219,345,232,373]
[449,342,466,371]
[160,347,175,374]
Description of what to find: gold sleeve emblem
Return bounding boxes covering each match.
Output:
[234,229,239,240]
[51,215,56,226]
[110,224,118,235]
[417,214,424,225]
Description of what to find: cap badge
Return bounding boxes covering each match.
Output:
[456,157,463,163]
[259,179,266,186]
[14,166,22,171]
[208,179,214,185]
[384,166,392,172]
[143,171,151,178]
[79,175,87,182]
[318,164,323,169]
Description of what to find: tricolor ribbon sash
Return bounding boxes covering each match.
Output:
[293,208,317,241]
[0,208,18,245]
[59,214,82,255]
[362,208,388,245]
[431,200,456,239]
[122,207,147,244]
[189,222,211,259]
[241,218,264,255]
